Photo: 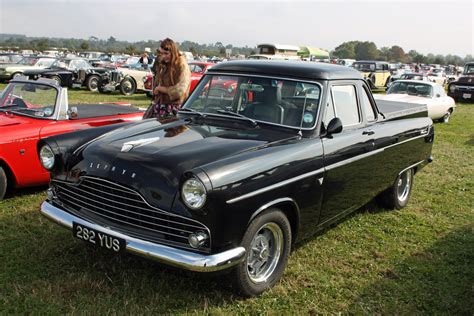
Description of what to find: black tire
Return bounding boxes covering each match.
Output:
[231,208,291,297]
[50,75,62,86]
[0,166,7,200]
[441,109,453,123]
[119,77,137,96]
[86,75,100,92]
[377,168,414,210]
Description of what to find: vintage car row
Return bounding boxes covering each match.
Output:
[98,63,152,96]
[352,60,391,89]
[22,57,109,91]
[448,62,474,102]
[0,56,57,81]
[375,80,455,122]
[39,61,434,296]
[0,77,144,200]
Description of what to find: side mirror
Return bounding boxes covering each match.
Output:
[326,117,343,135]
[68,106,78,119]
[436,94,441,98]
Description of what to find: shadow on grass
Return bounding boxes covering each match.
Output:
[347,225,474,314]
[3,185,48,200]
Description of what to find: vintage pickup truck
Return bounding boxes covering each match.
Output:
[0,77,144,199]
[39,61,434,296]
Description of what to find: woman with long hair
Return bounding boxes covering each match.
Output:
[143,38,191,120]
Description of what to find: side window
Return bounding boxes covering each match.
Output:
[360,87,376,122]
[332,85,360,126]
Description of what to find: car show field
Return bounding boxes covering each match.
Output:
[0,79,472,313]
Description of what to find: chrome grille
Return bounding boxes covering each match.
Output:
[78,69,86,81]
[110,71,120,83]
[52,177,210,252]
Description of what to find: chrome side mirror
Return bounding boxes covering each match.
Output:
[68,106,78,119]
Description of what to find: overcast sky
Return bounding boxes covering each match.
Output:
[0,0,473,56]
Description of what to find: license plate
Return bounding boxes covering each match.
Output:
[73,222,125,252]
[463,93,472,99]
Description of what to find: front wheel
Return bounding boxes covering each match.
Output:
[377,168,414,210]
[50,75,62,86]
[231,208,291,297]
[119,77,136,96]
[441,109,453,123]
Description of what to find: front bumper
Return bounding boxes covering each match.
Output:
[40,201,246,272]
[448,87,474,101]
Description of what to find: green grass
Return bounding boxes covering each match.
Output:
[0,84,473,314]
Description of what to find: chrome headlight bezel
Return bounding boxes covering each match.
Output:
[39,145,55,170]
[181,177,207,210]
[449,84,456,93]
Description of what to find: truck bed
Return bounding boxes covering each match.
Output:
[376,100,428,121]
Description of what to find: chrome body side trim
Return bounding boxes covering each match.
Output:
[226,131,431,204]
[398,160,426,175]
[41,201,245,272]
[248,197,300,224]
[226,168,325,204]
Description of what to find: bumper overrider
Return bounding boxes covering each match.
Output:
[40,200,246,272]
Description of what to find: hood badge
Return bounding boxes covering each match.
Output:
[121,137,160,152]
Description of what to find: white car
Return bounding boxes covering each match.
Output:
[427,72,447,86]
[374,80,455,123]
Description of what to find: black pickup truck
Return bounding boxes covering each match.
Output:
[38,61,434,296]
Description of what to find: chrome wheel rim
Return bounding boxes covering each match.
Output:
[52,77,61,85]
[247,222,283,284]
[13,73,22,78]
[443,112,450,123]
[396,171,411,202]
[89,78,98,90]
[122,81,133,93]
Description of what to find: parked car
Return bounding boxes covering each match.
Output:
[375,80,455,122]
[23,58,109,91]
[448,61,474,102]
[0,56,57,81]
[352,60,391,89]
[386,72,430,90]
[0,53,22,64]
[98,63,151,95]
[0,77,144,199]
[39,61,434,297]
[427,72,447,86]
[189,61,214,93]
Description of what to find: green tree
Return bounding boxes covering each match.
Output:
[331,41,357,59]
[36,38,49,51]
[389,45,406,62]
[355,41,379,60]
[80,41,89,50]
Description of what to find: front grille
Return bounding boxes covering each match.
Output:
[110,71,120,83]
[78,69,86,81]
[52,177,210,252]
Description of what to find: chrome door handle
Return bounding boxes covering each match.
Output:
[362,130,375,135]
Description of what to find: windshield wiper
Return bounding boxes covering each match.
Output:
[216,109,258,126]
[178,107,204,116]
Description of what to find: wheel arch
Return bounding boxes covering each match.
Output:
[0,158,18,189]
[248,197,300,245]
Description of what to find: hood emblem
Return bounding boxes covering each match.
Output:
[121,137,160,152]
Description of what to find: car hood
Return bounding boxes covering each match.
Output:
[67,118,295,210]
[374,93,432,104]
[457,75,474,84]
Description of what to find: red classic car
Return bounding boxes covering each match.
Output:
[189,62,214,93]
[0,77,144,199]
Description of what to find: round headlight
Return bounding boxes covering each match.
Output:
[449,84,456,93]
[39,145,55,170]
[181,178,207,209]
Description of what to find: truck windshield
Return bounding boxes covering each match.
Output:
[183,74,321,129]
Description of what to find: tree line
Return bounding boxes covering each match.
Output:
[0,34,471,65]
[331,41,472,66]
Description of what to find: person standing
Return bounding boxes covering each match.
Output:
[144,38,191,120]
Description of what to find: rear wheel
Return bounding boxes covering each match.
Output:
[119,77,136,96]
[377,168,414,210]
[231,208,291,297]
[11,72,23,80]
[86,75,100,92]
[0,167,7,200]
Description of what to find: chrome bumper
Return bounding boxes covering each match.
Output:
[40,201,246,272]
